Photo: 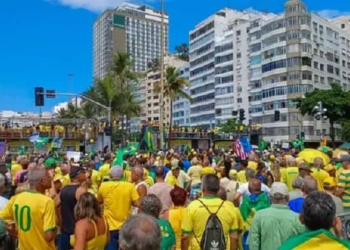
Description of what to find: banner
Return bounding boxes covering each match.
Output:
[67,151,81,163]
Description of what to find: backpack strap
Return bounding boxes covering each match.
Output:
[197,198,225,215]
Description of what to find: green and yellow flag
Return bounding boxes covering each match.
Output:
[113,142,139,166]
[144,126,155,152]
[258,139,268,151]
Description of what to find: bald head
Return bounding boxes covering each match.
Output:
[313,157,324,168]
[248,179,262,194]
[245,168,256,180]
[288,157,297,167]
[302,176,317,195]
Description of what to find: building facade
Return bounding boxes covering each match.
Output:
[249,0,347,143]
[144,55,188,125]
[93,3,169,78]
[188,8,274,128]
[172,63,190,126]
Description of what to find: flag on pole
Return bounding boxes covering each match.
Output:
[232,140,248,160]
[28,133,40,143]
[258,139,268,151]
[34,137,50,149]
[240,137,253,154]
[143,126,155,152]
[51,137,63,149]
[113,142,139,166]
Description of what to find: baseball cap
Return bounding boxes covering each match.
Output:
[44,158,57,169]
[324,164,335,172]
[270,182,289,196]
[341,155,350,162]
[171,159,179,169]
[324,177,336,187]
[299,163,312,172]
[69,166,86,179]
[110,166,124,180]
[229,169,238,178]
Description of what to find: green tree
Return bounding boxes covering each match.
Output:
[154,66,191,148]
[296,83,350,147]
[175,43,189,61]
[147,58,160,72]
[218,119,241,133]
[110,52,141,87]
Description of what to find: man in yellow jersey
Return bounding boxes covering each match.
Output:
[98,166,140,250]
[336,155,350,212]
[99,155,112,180]
[55,163,71,187]
[87,160,101,191]
[0,166,57,250]
[311,157,329,191]
[237,160,249,183]
[182,174,239,250]
[10,156,24,197]
[280,191,349,250]
[281,157,299,191]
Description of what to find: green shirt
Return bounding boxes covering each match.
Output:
[158,219,176,250]
[247,204,305,250]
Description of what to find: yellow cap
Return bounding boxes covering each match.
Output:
[324,177,336,187]
[324,164,335,172]
[229,169,237,178]
[200,167,215,176]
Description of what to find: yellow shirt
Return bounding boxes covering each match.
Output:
[311,167,330,191]
[280,168,287,182]
[57,174,71,187]
[91,169,102,190]
[182,197,239,250]
[54,167,62,176]
[11,163,22,185]
[97,181,139,231]
[169,206,186,250]
[188,165,202,185]
[99,163,110,180]
[281,167,299,191]
[237,170,247,183]
[0,190,56,250]
[145,176,154,187]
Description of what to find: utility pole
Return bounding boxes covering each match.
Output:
[159,0,165,151]
[68,74,74,103]
[315,101,327,145]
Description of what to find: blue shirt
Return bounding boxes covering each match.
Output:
[181,160,191,172]
[288,197,304,214]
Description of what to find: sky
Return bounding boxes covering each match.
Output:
[0,0,349,113]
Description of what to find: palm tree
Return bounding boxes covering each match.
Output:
[110,52,140,87]
[56,108,68,119]
[65,102,81,119]
[155,66,191,148]
[175,43,189,61]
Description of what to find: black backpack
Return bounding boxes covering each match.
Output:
[194,199,226,250]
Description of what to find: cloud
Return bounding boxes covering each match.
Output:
[47,0,151,13]
[316,9,350,19]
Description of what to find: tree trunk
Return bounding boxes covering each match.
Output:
[167,100,173,150]
[330,121,336,149]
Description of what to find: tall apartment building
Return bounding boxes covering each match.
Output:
[249,0,350,143]
[172,63,190,126]
[189,8,274,127]
[93,3,169,78]
[144,55,188,125]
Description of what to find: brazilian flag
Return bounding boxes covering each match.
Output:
[143,126,155,152]
[258,139,268,151]
[113,142,139,166]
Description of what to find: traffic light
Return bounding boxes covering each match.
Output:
[34,87,44,107]
[300,132,305,140]
[239,109,245,122]
[274,110,280,121]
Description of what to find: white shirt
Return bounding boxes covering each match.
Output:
[237,182,271,197]
[165,170,191,189]
[0,196,9,210]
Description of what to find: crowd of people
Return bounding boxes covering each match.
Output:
[0,146,349,249]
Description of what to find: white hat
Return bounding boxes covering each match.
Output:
[270,182,288,196]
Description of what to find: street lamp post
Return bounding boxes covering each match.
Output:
[159,0,165,151]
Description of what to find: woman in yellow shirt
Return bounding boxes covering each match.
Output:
[168,185,189,250]
[71,193,109,250]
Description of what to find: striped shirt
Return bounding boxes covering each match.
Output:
[337,169,350,208]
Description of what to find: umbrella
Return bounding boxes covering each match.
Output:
[298,149,330,164]
[339,142,350,150]
[317,146,332,153]
[333,148,347,159]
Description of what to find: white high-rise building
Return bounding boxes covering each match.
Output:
[248,0,347,143]
[189,8,275,127]
[172,63,191,126]
[93,3,169,78]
